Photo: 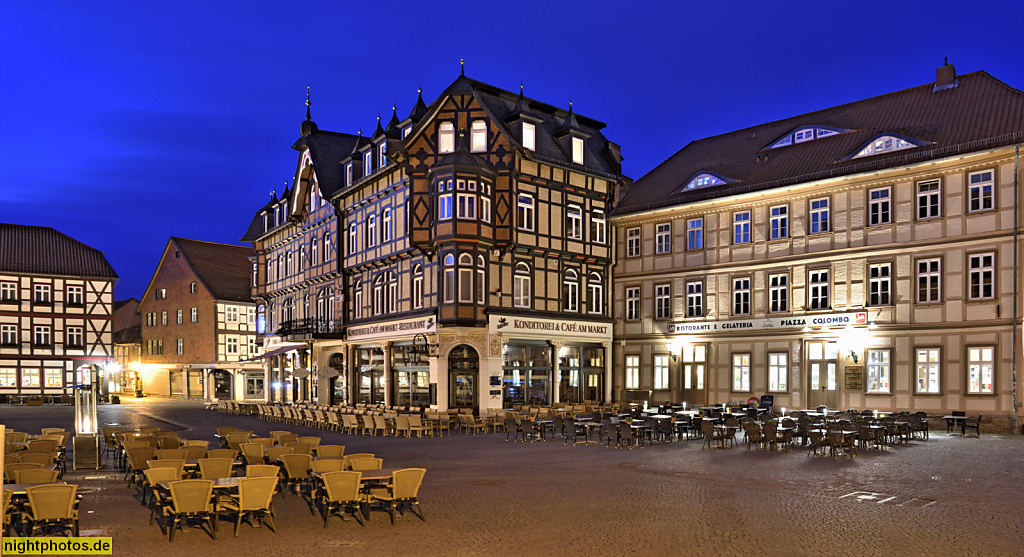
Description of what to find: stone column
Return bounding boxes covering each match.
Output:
[551,340,566,404]
[603,341,613,404]
[380,341,392,407]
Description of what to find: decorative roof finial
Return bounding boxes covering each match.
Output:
[460,58,465,75]
[520,81,524,94]
[569,98,573,113]
[271,189,276,200]
[305,85,311,121]
[418,85,422,94]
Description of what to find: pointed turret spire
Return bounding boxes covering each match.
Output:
[408,86,428,121]
[372,113,385,138]
[300,85,318,136]
[460,58,465,75]
[305,85,311,121]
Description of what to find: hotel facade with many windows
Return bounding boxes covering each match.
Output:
[610,65,1023,431]
[243,74,625,414]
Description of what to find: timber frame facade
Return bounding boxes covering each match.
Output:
[244,74,626,413]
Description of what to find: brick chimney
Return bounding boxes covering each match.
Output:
[936,57,957,88]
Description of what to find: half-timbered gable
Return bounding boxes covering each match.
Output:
[0,223,117,398]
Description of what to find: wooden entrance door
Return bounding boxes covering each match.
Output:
[679,344,707,406]
[806,340,839,410]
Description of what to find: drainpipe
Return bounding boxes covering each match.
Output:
[1013,145,1020,434]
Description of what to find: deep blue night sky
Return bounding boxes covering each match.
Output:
[2,1,1022,300]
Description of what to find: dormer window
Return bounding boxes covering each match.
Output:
[681,173,727,191]
[571,137,584,165]
[363,151,373,173]
[522,122,536,151]
[345,162,353,185]
[768,126,849,149]
[378,142,387,169]
[402,126,412,139]
[262,213,268,231]
[439,122,455,154]
[471,120,487,152]
[852,134,920,158]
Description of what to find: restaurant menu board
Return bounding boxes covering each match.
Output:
[759,395,774,414]
[845,366,864,390]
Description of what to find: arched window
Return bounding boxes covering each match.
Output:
[311,238,319,266]
[852,134,921,158]
[286,251,293,276]
[588,272,604,314]
[438,122,455,154]
[564,269,579,312]
[514,262,531,308]
[443,254,456,303]
[412,264,424,309]
[354,282,363,320]
[297,246,304,273]
[382,208,392,242]
[458,254,473,303]
[256,304,266,334]
[323,233,331,261]
[302,294,309,320]
[471,120,487,152]
[476,255,486,304]
[367,215,377,248]
[387,271,397,313]
[277,254,283,280]
[373,275,386,316]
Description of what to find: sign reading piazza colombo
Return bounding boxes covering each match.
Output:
[668,311,869,334]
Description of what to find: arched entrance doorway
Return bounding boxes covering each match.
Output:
[448,344,478,411]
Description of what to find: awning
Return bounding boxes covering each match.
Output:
[238,343,305,363]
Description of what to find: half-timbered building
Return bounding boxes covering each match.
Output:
[138,237,259,400]
[243,73,626,413]
[610,64,1024,431]
[0,223,118,400]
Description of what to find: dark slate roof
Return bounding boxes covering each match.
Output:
[240,195,278,242]
[112,324,141,344]
[172,237,253,303]
[292,129,361,199]
[0,223,118,279]
[615,70,1024,216]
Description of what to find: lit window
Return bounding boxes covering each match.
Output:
[769,127,847,149]
[686,281,702,318]
[564,269,579,312]
[177,338,184,355]
[968,170,994,212]
[733,278,750,315]
[683,174,725,190]
[625,355,639,389]
[513,263,531,308]
[161,311,168,326]
[367,215,377,247]
[687,218,703,250]
[733,212,750,244]
[770,206,788,240]
[809,269,829,310]
[768,353,787,392]
[522,122,535,151]
[516,194,535,231]
[655,223,671,254]
[590,210,606,244]
[917,258,941,303]
[654,354,670,390]
[769,274,788,313]
[566,205,582,240]
[373,275,385,315]
[438,122,455,154]
[588,273,603,314]
[869,187,891,226]
[176,309,183,324]
[967,347,994,394]
[382,209,392,242]
[732,353,751,392]
[854,135,916,158]
[915,348,940,393]
[869,263,891,306]
[347,224,357,256]
[968,253,994,300]
[323,233,331,261]
[345,163,353,185]
[443,254,455,303]
[626,227,641,257]
[655,284,671,319]
[412,264,423,309]
[191,308,197,323]
[626,286,640,321]
[866,349,891,393]
[21,368,40,387]
[476,255,486,304]
[809,198,829,234]
[917,179,941,219]
[571,137,584,165]
[471,121,487,152]
[363,150,373,173]
[378,142,387,169]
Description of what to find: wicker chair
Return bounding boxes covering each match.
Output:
[156,436,181,450]
[206,448,237,460]
[197,458,234,480]
[165,480,217,541]
[312,459,345,474]
[182,445,206,460]
[370,468,426,525]
[40,428,65,436]
[155,449,187,460]
[265,446,293,464]
[220,476,278,537]
[279,454,313,495]
[144,467,180,527]
[23,483,79,537]
[14,468,59,484]
[245,465,280,478]
[215,427,238,437]
[277,433,299,445]
[240,443,265,466]
[297,436,321,448]
[5,462,42,483]
[125,447,157,486]
[316,445,345,459]
[342,454,376,470]
[2,488,13,536]
[27,439,58,453]
[349,457,383,471]
[139,426,160,434]
[18,451,55,466]
[319,471,364,527]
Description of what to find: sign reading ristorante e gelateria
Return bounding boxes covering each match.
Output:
[668,311,868,334]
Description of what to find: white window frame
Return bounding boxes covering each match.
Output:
[67,286,83,305]
[917,258,941,303]
[768,352,788,392]
[470,120,487,153]
[66,326,83,348]
[769,274,788,313]
[866,349,891,394]
[917,179,941,220]
[345,163,353,185]
[732,353,751,392]
[457,193,477,220]
[0,282,16,301]
[655,284,671,320]
[367,215,377,248]
[869,186,892,226]
[458,254,474,303]
[809,198,830,234]
[34,284,50,304]
[686,281,702,318]
[915,348,941,394]
[522,122,536,151]
[227,306,239,323]
[625,355,640,390]
[481,182,492,223]
[655,222,671,254]
[654,354,670,390]
[444,254,456,304]
[226,337,238,355]
[571,137,584,165]
[177,338,184,355]
[968,253,995,300]
[626,227,641,257]
[588,273,603,315]
[808,269,829,310]
[0,324,16,345]
[382,209,392,242]
[733,278,750,315]
[378,142,387,169]
[968,170,994,212]
[566,205,583,240]
[348,224,357,255]
[33,325,50,346]
[176,309,183,324]
[438,122,455,154]
[476,255,486,304]
[517,194,535,231]
[687,217,703,250]
[625,287,640,321]
[869,263,891,306]
[967,346,994,394]
[769,205,788,240]
[564,270,579,312]
[363,150,373,174]
[591,210,606,244]
[733,211,750,244]
[412,265,424,309]
[513,263,531,308]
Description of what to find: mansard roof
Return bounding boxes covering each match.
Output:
[614,70,1024,216]
[0,223,118,279]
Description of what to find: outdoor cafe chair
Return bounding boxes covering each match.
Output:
[700,421,724,450]
[563,418,583,446]
[40,428,65,436]
[285,442,312,456]
[125,447,157,486]
[28,439,58,453]
[360,416,375,436]
[206,448,237,460]
[911,411,930,439]
[342,454,375,470]
[349,458,383,471]
[603,419,619,448]
[245,465,280,478]
[316,445,345,459]
[297,436,321,448]
[312,459,345,474]
[266,446,293,464]
[147,460,186,493]
[962,415,982,437]
[220,476,278,537]
[157,436,181,450]
[370,468,426,525]
[165,479,217,541]
[139,426,160,434]
[504,418,523,442]
[197,458,234,481]
[279,454,313,495]
[6,462,43,482]
[2,488,13,536]
[240,443,265,465]
[408,415,431,438]
[144,467,180,526]
[18,451,55,467]
[183,445,207,460]
[155,448,187,460]
[807,430,828,456]
[618,422,641,449]
[319,471,364,527]
[15,468,60,484]
[215,427,238,437]
[23,483,79,537]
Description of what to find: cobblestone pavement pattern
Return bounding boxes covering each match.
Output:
[1,399,1021,557]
